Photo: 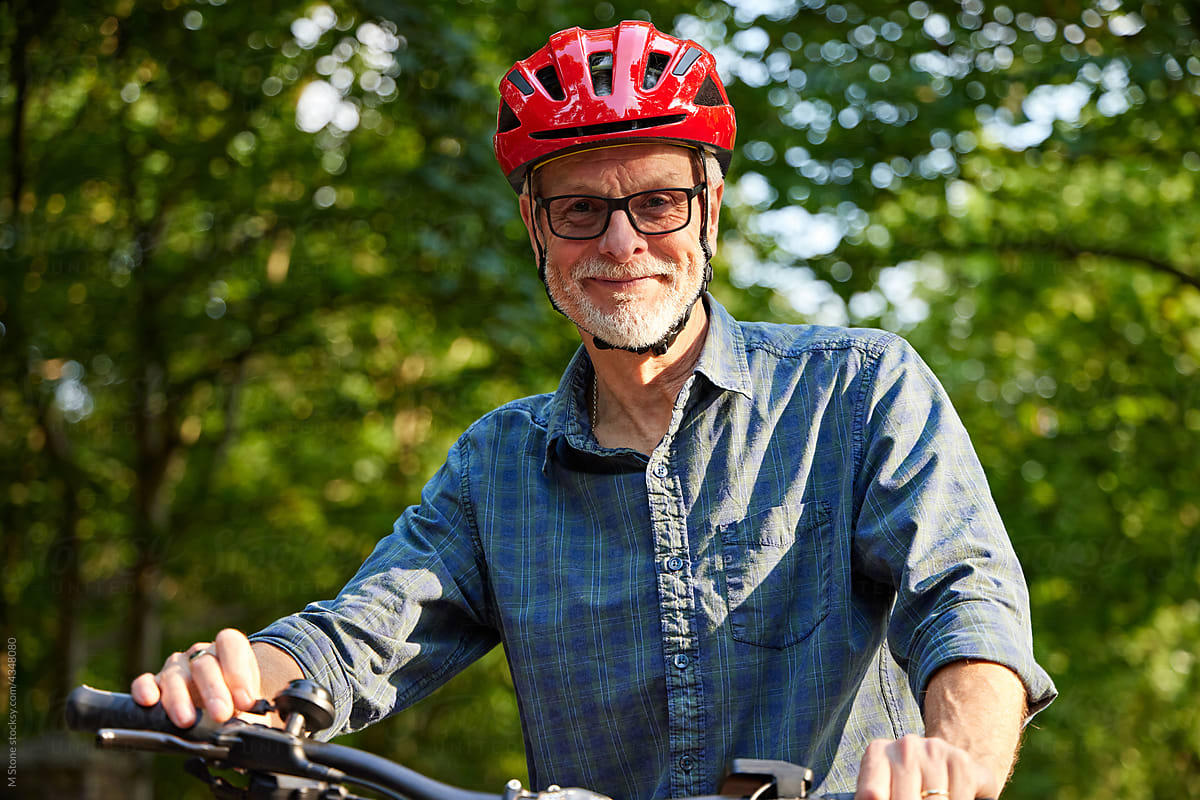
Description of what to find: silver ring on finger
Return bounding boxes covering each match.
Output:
[187,646,218,662]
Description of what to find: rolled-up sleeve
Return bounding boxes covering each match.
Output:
[852,337,1057,718]
[250,437,499,737]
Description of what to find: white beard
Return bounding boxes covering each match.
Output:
[545,254,704,350]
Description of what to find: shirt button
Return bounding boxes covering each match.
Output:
[664,556,684,572]
[679,755,695,772]
[673,653,690,670]
[652,463,669,479]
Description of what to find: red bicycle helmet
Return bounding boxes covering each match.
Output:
[494,21,736,191]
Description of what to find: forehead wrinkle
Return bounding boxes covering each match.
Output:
[537,146,695,197]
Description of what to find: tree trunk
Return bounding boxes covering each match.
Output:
[123,355,174,682]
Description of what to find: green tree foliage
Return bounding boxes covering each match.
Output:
[686,1,1200,796]
[0,0,571,792]
[1,0,1198,797]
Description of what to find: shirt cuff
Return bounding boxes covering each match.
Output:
[907,598,1058,721]
[249,614,357,738]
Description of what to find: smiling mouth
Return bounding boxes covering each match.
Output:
[588,275,661,286]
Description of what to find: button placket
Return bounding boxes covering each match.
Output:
[647,384,706,799]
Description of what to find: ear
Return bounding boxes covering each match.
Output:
[519,193,541,256]
[706,181,724,242]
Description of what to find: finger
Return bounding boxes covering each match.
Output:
[944,745,986,800]
[856,739,893,800]
[130,672,161,707]
[888,735,923,800]
[181,642,213,708]
[918,738,951,800]
[188,645,235,722]
[158,651,199,727]
[213,628,260,711]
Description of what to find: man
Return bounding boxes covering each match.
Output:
[132,21,1055,800]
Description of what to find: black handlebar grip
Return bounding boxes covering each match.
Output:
[65,685,221,740]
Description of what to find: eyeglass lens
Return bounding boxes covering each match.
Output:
[543,188,695,239]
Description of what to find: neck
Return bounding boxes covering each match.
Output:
[585,300,709,456]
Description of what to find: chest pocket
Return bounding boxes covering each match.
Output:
[718,501,832,649]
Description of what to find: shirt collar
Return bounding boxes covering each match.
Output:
[542,293,753,474]
[691,293,754,401]
[543,346,592,459]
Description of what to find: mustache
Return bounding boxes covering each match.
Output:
[573,256,677,280]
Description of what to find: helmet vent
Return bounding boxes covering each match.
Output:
[643,52,670,89]
[507,72,535,96]
[589,52,614,96]
[672,46,704,76]
[693,75,725,107]
[535,65,566,101]
[528,113,688,140]
[497,101,521,133]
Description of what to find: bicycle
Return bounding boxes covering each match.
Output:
[67,678,826,800]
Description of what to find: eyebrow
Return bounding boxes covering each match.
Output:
[544,170,694,196]
[533,149,703,196]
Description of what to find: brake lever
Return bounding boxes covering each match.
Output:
[96,728,232,759]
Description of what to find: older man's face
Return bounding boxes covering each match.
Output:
[521,143,721,351]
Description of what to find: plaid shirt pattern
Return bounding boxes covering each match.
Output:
[253,296,1055,799]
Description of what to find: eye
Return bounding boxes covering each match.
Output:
[632,191,684,216]
[549,196,604,218]
[567,198,603,214]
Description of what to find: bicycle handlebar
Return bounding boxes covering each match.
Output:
[66,684,617,800]
[66,684,222,740]
[66,682,833,800]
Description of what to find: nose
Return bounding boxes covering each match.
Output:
[597,208,647,263]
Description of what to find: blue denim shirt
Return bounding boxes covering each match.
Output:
[252,295,1055,799]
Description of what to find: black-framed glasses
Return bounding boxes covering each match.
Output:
[535,183,706,240]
